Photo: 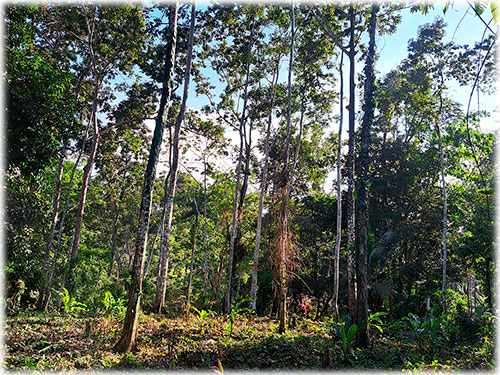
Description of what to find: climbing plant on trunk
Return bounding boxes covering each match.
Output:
[113,3,178,354]
[356,3,378,347]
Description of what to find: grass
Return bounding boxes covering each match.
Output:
[4,311,494,371]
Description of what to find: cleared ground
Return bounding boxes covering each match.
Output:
[4,312,493,371]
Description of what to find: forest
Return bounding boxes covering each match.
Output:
[4,0,497,371]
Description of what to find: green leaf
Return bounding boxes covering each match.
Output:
[373,324,383,333]
[346,324,357,347]
[369,311,388,319]
[491,2,499,23]
[339,325,346,347]
[474,0,487,14]
[443,0,451,14]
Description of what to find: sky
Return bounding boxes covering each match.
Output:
[377,3,498,129]
[182,2,498,138]
[146,2,498,190]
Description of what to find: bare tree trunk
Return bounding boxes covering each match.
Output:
[332,51,344,320]
[231,119,253,302]
[225,17,255,315]
[202,160,209,297]
[144,202,163,277]
[289,87,305,190]
[64,84,100,295]
[113,3,178,354]
[250,56,281,312]
[44,133,87,310]
[187,201,200,306]
[216,243,225,296]
[356,4,378,348]
[109,159,130,278]
[149,133,173,283]
[36,146,66,310]
[153,176,174,311]
[438,128,448,314]
[153,3,196,314]
[225,129,244,313]
[346,5,357,322]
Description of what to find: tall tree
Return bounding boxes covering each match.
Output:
[35,146,66,309]
[313,4,357,319]
[224,9,256,315]
[332,51,344,319]
[345,5,358,322]
[153,2,196,314]
[59,5,150,295]
[274,2,295,333]
[356,3,378,347]
[250,54,282,312]
[39,130,88,310]
[184,114,228,298]
[113,3,178,353]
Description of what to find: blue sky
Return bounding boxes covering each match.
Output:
[173,2,498,190]
[377,3,498,125]
[184,2,498,133]
[141,2,498,180]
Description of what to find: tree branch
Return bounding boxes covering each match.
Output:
[312,6,349,55]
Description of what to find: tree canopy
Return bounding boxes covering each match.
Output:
[4,2,496,371]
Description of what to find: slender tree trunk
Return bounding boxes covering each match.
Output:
[289,87,306,190]
[346,5,357,322]
[435,99,448,314]
[438,129,448,313]
[152,175,172,287]
[36,146,66,310]
[113,4,178,354]
[231,120,252,301]
[153,3,196,314]
[187,207,199,306]
[144,202,163,278]
[239,126,252,214]
[356,4,378,348]
[332,51,344,320]
[64,84,100,295]
[438,134,448,312]
[202,160,209,297]
[250,56,281,312]
[226,126,244,313]
[431,54,448,314]
[225,18,255,315]
[152,125,174,287]
[109,160,130,278]
[44,133,87,310]
[276,3,295,334]
[154,176,173,306]
[216,243,225,296]
[109,204,119,278]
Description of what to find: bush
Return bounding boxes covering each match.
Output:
[56,288,86,318]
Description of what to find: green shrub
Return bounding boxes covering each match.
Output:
[226,298,251,335]
[56,288,86,317]
[98,290,126,319]
[190,306,213,334]
[332,315,357,362]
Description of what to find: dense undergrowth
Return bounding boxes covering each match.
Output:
[4,309,494,371]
